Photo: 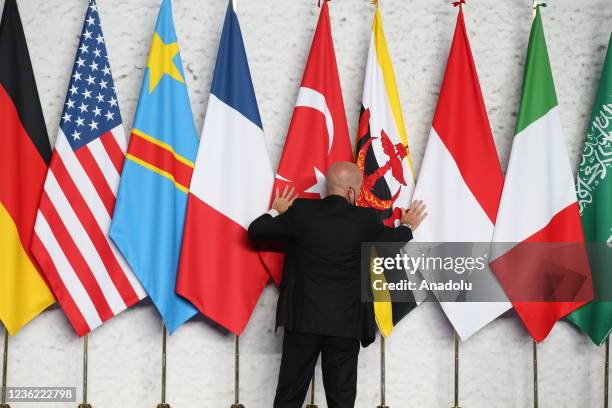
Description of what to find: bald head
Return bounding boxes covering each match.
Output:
[325,162,363,202]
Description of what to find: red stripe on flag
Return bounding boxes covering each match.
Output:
[99,131,125,174]
[0,85,48,251]
[51,155,140,308]
[431,10,503,223]
[30,233,90,336]
[38,190,115,322]
[177,194,270,335]
[491,202,592,342]
[75,145,115,216]
[127,132,193,189]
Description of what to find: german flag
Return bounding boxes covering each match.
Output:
[0,0,55,335]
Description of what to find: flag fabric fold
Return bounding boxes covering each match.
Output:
[110,0,198,334]
[490,8,593,343]
[356,8,418,337]
[259,1,353,284]
[31,0,146,336]
[566,34,612,346]
[410,7,511,340]
[0,0,55,335]
[176,2,274,335]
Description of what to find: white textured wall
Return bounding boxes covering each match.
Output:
[2,0,611,407]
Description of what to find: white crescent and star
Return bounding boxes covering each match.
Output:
[275,87,336,198]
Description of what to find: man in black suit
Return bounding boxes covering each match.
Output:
[248,162,427,408]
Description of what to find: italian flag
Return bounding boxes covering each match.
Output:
[490,7,593,343]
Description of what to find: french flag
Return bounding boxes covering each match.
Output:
[176,1,274,334]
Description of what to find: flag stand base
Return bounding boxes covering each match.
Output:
[78,404,92,408]
[0,404,10,408]
[376,405,390,408]
[156,404,170,408]
[230,405,245,408]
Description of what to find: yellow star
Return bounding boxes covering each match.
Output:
[146,32,184,94]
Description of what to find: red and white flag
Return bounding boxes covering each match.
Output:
[260,0,353,284]
[31,1,145,336]
[410,6,511,340]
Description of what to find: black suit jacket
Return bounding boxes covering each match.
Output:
[248,195,413,347]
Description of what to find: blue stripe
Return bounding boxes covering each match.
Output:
[210,2,262,129]
[110,161,197,333]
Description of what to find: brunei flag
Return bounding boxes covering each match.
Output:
[356,7,418,336]
[110,0,198,333]
[0,0,55,335]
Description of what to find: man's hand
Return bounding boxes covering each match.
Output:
[272,186,299,214]
[400,200,427,231]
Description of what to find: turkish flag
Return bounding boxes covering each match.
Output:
[260,1,353,284]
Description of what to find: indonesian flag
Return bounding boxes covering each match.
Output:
[410,6,511,340]
[259,0,353,284]
[490,8,593,343]
[176,3,274,335]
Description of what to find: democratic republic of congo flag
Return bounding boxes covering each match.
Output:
[0,0,55,335]
[356,7,419,337]
[110,0,198,333]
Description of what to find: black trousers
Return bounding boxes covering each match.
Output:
[273,330,360,408]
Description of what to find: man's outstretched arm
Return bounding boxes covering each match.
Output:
[248,186,299,242]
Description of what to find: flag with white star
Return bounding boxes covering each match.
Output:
[32,0,146,336]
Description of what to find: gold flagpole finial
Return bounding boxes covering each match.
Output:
[532,1,547,18]
[370,0,379,8]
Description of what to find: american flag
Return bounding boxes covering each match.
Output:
[32,0,145,336]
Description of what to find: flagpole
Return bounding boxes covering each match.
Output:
[533,340,538,408]
[452,4,464,406]
[605,336,609,408]
[77,334,91,408]
[377,336,389,408]
[528,3,541,408]
[1,324,9,408]
[305,372,317,408]
[451,331,461,408]
[231,335,244,408]
[157,323,170,408]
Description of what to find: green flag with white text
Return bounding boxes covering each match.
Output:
[567,34,612,346]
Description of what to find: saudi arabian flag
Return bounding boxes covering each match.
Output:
[566,34,612,346]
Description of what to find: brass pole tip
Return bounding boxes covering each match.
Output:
[230,404,245,408]
[78,404,92,408]
[156,404,171,408]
